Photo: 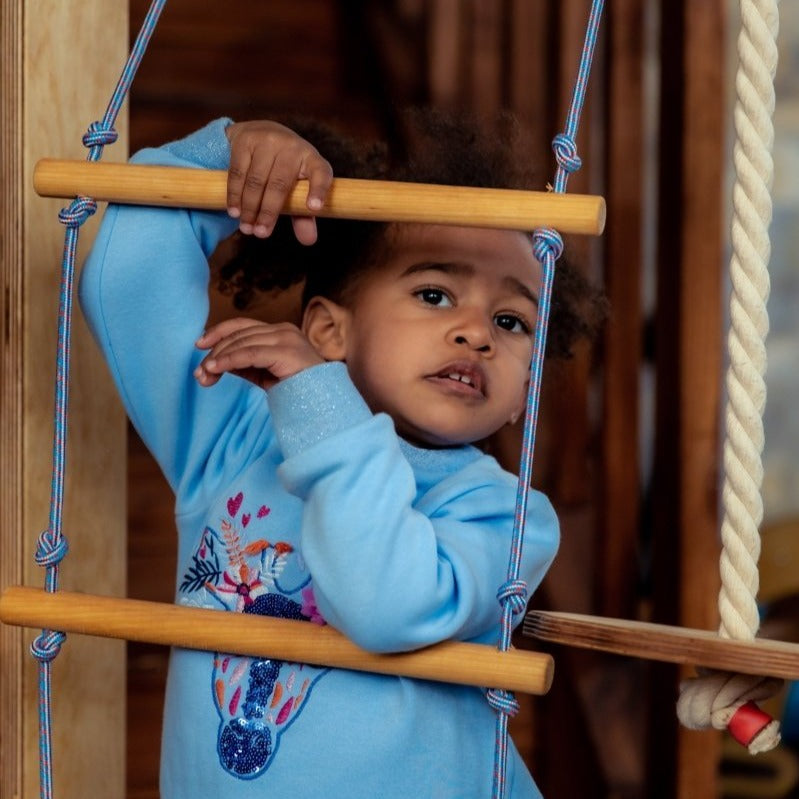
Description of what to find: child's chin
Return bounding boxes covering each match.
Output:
[401,427,479,450]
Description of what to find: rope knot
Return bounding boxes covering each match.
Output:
[532,227,564,263]
[486,688,520,717]
[34,529,69,568]
[496,580,528,615]
[552,132,583,173]
[31,629,67,663]
[82,121,119,148]
[677,670,783,754]
[58,197,98,228]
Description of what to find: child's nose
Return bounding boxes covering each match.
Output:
[449,311,494,353]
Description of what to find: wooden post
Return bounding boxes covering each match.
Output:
[599,0,644,620]
[675,2,727,794]
[652,0,727,796]
[0,2,128,797]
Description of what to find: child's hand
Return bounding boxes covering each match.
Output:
[225,120,333,245]
[194,318,325,391]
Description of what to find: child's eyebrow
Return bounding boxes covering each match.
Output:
[503,275,540,308]
[401,262,539,307]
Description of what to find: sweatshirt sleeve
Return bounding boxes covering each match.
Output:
[267,362,560,653]
[79,118,271,512]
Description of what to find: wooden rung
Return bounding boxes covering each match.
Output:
[0,586,553,695]
[524,610,799,679]
[33,158,606,236]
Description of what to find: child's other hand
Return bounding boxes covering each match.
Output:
[225,120,333,245]
[194,318,325,391]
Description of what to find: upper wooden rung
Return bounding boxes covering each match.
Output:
[33,158,606,236]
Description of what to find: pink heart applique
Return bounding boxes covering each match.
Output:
[227,492,243,517]
[257,505,270,518]
[242,513,251,528]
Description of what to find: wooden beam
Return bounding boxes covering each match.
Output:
[675,1,727,795]
[0,3,128,797]
[652,0,727,796]
[599,0,644,620]
[525,610,799,679]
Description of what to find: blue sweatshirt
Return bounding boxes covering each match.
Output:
[79,118,559,798]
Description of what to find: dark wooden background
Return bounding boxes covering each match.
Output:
[125,1,732,797]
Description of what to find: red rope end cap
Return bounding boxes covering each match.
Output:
[728,701,773,747]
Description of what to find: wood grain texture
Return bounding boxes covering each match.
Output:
[676,2,727,795]
[599,0,644,620]
[525,611,799,679]
[0,3,128,797]
[33,158,607,235]
[0,6,25,796]
[2,587,555,696]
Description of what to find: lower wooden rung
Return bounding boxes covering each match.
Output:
[524,610,799,679]
[0,586,553,695]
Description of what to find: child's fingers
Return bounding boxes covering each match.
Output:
[238,149,285,236]
[194,340,285,390]
[194,322,322,389]
[226,150,256,221]
[201,325,296,364]
[250,149,309,238]
[194,337,266,388]
[287,157,332,245]
[302,157,334,212]
[197,322,300,367]
[196,317,264,349]
[193,364,222,387]
[291,216,319,246]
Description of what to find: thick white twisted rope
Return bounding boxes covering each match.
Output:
[677,0,782,753]
[721,0,778,642]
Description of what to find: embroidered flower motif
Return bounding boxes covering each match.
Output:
[215,566,267,612]
[176,489,329,779]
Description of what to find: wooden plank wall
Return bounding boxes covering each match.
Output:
[124,1,733,797]
[0,2,128,798]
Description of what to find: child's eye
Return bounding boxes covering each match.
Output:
[494,313,532,335]
[415,287,453,307]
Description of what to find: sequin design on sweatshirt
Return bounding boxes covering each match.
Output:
[178,491,328,779]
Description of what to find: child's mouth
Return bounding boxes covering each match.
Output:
[428,362,486,397]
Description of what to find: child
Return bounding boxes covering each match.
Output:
[80,113,599,798]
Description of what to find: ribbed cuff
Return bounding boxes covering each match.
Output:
[267,362,373,458]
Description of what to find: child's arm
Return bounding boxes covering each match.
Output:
[265,364,560,653]
[79,118,331,513]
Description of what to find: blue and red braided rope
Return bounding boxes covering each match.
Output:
[31,4,168,798]
[490,2,605,797]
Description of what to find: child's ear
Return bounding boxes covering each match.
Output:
[302,297,351,362]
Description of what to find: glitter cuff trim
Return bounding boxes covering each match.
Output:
[267,362,373,458]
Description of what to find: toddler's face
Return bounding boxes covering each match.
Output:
[338,224,540,447]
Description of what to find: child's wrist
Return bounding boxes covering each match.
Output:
[267,362,373,457]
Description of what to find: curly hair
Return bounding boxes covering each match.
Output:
[216,109,606,359]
